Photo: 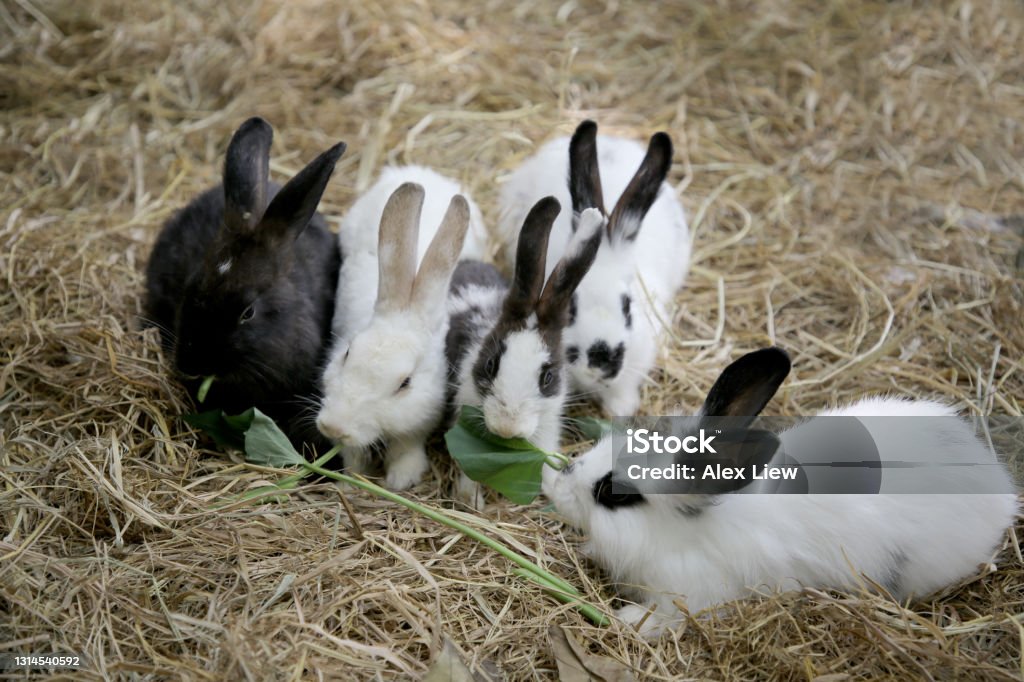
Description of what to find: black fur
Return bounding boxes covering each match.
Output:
[568,120,606,224]
[593,471,646,509]
[607,131,673,243]
[879,549,909,595]
[143,118,345,453]
[443,259,507,421]
[586,341,625,379]
[701,347,791,427]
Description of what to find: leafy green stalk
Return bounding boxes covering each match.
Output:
[512,568,608,625]
[192,406,609,625]
[197,375,215,403]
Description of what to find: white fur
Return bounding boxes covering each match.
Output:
[498,135,691,416]
[544,397,1018,636]
[318,167,482,491]
[332,165,488,341]
[455,328,566,454]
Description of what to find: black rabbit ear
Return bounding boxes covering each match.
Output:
[700,347,791,427]
[606,131,672,243]
[568,120,606,229]
[691,429,782,494]
[223,117,274,233]
[502,196,560,321]
[537,208,603,331]
[257,141,346,249]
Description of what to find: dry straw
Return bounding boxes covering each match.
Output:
[2,0,1023,679]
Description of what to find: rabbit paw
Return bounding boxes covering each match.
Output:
[384,444,428,490]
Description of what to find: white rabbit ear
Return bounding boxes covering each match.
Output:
[376,183,424,312]
[606,131,672,244]
[568,120,606,226]
[411,194,470,317]
[699,347,791,426]
[223,117,273,233]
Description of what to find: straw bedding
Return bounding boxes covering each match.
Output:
[2,0,1023,679]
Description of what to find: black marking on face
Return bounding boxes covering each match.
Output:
[568,294,578,326]
[473,338,506,393]
[586,341,625,379]
[621,294,632,329]
[593,471,646,509]
[538,361,560,397]
[566,345,580,365]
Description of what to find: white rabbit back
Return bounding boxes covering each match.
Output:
[333,166,487,341]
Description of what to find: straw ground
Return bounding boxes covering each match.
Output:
[2,0,1023,679]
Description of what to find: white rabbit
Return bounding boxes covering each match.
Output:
[332,166,488,343]
[498,121,690,417]
[544,347,1019,637]
[442,201,605,507]
[317,181,471,491]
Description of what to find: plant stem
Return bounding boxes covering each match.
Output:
[302,462,607,624]
[227,445,343,505]
[513,568,609,626]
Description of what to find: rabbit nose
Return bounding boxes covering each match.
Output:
[490,421,519,439]
[316,416,346,442]
[587,341,625,379]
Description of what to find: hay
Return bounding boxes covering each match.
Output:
[2,0,1023,679]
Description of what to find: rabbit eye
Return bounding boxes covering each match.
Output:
[485,356,496,375]
[397,376,411,392]
[541,368,554,387]
[239,305,255,323]
[343,349,350,363]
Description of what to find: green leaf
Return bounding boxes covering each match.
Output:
[445,406,550,505]
[567,415,617,441]
[242,408,306,468]
[456,405,541,451]
[183,408,254,451]
[183,407,303,470]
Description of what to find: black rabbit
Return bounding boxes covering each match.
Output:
[144,117,345,451]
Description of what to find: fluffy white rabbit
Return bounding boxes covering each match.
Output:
[317,180,473,491]
[544,347,1018,636]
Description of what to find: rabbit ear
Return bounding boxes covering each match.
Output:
[501,196,560,322]
[687,429,782,494]
[375,183,424,312]
[411,194,470,316]
[568,120,606,227]
[606,131,672,243]
[223,117,274,233]
[537,207,603,332]
[257,141,346,252]
[699,347,791,426]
